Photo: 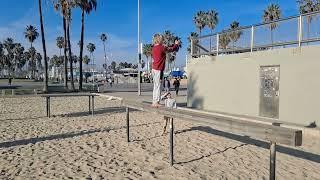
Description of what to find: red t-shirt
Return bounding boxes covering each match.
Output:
[152,44,179,71]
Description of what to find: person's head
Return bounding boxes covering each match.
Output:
[152,33,163,45]
[175,78,178,80]
[164,77,167,80]
[166,92,172,99]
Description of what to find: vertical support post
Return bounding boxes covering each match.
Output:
[216,34,219,56]
[270,142,276,180]
[48,97,51,118]
[170,118,174,166]
[88,96,91,114]
[251,26,255,52]
[91,96,94,116]
[126,107,130,142]
[46,97,49,117]
[298,15,303,47]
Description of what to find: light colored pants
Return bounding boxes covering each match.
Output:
[152,69,162,104]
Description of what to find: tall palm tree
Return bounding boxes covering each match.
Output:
[297,0,318,41]
[100,33,107,72]
[193,11,207,37]
[263,4,281,46]
[142,43,152,72]
[56,36,64,56]
[206,10,219,50]
[219,31,231,50]
[229,21,243,49]
[3,38,15,79]
[53,0,72,90]
[13,43,25,76]
[76,0,97,91]
[38,0,49,92]
[187,32,199,54]
[24,25,39,48]
[87,43,96,82]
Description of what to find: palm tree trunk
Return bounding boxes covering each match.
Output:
[67,23,75,91]
[38,0,48,93]
[79,10,85,91]
[63,17,68,90]
[270,27,274,49]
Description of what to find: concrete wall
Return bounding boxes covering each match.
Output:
[187,45,320,126]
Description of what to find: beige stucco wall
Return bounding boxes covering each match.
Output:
[187,45,320,126]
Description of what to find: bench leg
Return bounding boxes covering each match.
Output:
[270,142,276,180]
[88,96,91,114]
[92,96,95,116]
[170,118,174,166]
[126,107,130,142]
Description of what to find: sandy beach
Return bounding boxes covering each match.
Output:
[0,96,319,179]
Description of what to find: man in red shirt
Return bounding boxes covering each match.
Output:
[151,33,180,107]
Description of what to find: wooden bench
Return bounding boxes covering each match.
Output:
[121,100,302,180]
[41,93,98,118]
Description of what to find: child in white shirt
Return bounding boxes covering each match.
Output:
[160,92,176,135]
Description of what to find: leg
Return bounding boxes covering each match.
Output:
[152,70,161,105]
[91,96,95,116]
[126,107,130,142]
[270,142,276,180]
[170,118,174,166]
[88,96,91,114]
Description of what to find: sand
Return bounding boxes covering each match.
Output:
[0,96,319,180]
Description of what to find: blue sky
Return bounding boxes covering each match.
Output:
[0,0,299,68]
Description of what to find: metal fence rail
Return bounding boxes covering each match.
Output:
[191,11,320,57]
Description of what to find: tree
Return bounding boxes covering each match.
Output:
[100,33,108,71]
[24,25,39,48]
[263,4,281,46]
[193,11,207,37]
[110,61,116,71]
[142,43,152,72]
[206,10,219,50]
[82,55,90,74]
[3,38,16,79]
[76,0,97,91]
[13,43,25,76]
[53,0,73,90]
[38,0,49,92]
[229,21,242,49]
[187,32,199,54]
[27,47,37,78]
[297,0,319,41]
[219,31,231,50]
[162,31,182,72]
[56,36,64,56]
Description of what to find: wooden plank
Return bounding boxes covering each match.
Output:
[41,93,98,97]
[122,100,302,147]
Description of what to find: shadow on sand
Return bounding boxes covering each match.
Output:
[175,126,320,164]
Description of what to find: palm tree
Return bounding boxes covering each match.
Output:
[87,43,96,82]
[13,43,25,76]
[142,43,152,72]
[297,0,318,41]
[187,32,199,54]
[100,33,108,72]
[229,21,243,49]
[56,36,64,56]
[38,0,49,92]
[206,10,219,50]
[53,0,73,90]
[219,31,231,50]
[76,0,97,91]
[24,25,39,48]
[263,4,281,46]
[3,38,15,79]
[193,11,207,37]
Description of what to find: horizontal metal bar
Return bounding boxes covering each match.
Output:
[197,11,320,39]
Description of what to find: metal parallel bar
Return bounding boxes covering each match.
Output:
[92,96,94,116]
[170,118,174,166]
[46,97,49,117]
[251,26,255,52]
[48,97,51,118]
[216,34,220,55]
[270,142,276,180]
[126,107,130,142]
[298,15,303,47]
[88,96,91,114]
[194,43,210,52]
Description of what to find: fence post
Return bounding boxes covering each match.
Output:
[298,15,303,47]
[126,107,130,142]
[11,89,15,96]
[169,118,174,166]
[216,34,219,55]
[1,90,5,96]
[251,26,255,52]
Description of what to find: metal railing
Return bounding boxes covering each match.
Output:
[191,11,320,57]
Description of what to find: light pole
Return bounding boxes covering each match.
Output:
[137,0,141,96]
